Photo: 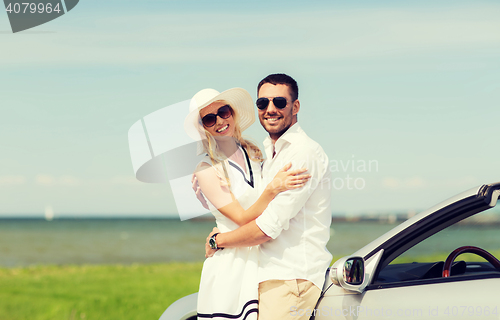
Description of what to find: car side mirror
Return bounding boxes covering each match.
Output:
[343,257,364,285]
[330,256,366,293]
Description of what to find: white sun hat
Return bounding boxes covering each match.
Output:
[184,88,255,141]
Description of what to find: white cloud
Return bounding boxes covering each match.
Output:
[32,174,144,187]
[35,174,56,186]
[0,175,26,186]
[109,175,141,186]
[382,176,426,189]
[406,177,425,188]
[382,177,400,188]
[58,175,81,186]
[34,174,80,186]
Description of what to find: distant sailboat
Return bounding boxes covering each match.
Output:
[44,205,54,221]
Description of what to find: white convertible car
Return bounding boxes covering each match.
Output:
[161,182,500,320]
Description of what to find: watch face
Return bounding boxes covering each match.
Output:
[209,237,217,250]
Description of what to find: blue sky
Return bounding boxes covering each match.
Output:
[1,0,499,218]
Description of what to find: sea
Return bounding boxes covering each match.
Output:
[1,217,499,268]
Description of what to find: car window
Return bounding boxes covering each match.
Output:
[372,206,500,285]
[390,207,500,265]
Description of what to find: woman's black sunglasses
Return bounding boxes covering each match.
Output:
[256,97,288,110]
[201,105,232,127]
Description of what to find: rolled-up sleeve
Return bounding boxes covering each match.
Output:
[256,148,326,239]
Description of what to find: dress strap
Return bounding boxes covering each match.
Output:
[228,147,254,188]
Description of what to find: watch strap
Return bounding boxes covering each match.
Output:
[210,232,223,250]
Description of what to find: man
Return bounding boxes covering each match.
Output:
[206,73,332,320]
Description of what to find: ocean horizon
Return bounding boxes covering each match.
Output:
[0,218,395,268]
[1,212,499,268]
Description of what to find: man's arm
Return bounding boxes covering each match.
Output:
[205,221,271,257]
[255,148,327,239]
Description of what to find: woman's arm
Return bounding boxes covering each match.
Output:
[195,163,309,226]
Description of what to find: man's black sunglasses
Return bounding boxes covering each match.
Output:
[201,105,232,127]
[256,97,289,110]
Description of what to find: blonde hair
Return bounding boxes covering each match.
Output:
[199,103,263,188]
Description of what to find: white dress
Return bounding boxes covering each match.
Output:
[197,146,262,320]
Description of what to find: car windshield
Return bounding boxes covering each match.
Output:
[373,200,500,284]
[391,206,500,265]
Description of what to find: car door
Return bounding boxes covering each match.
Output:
[349,277,500,320]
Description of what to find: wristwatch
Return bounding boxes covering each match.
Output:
[209,233,223,250]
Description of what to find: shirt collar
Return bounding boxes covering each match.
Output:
[263,123,302,159]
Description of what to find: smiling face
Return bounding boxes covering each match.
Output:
[257,83,300,142]
[199,101,235,139]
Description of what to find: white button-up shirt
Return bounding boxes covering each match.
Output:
[255,123,332,290]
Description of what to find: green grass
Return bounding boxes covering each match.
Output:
[0,263,203,320]
[3,252,499,320]
[0,258,343,320]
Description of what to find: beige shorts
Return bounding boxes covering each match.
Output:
[258,279,321,320]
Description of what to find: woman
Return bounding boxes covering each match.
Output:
[184,88,310,320]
